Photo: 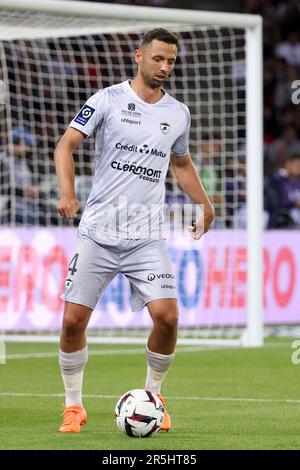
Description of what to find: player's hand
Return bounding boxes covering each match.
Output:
[188,211,214,240]
[188,220,204,240]
[56,196,80,219]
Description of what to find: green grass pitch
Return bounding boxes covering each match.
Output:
[0,339,299,450]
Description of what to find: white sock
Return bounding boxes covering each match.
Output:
[145,346,175,394]
[61,370,84,407]
[59,347,88,407]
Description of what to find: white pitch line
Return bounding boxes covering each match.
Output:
[4,346,226,360]
[5,348,145,360]
[3,341,292,360]
[0,392,299,405]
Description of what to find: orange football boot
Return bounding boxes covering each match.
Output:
[59,405,87,433]
[157,393,172,431]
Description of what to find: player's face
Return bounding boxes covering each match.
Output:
[136,40,177,89]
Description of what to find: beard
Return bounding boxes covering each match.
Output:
[141,69,167,89]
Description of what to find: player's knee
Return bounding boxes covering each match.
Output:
[62,314,87,339]
[154,309,178,331]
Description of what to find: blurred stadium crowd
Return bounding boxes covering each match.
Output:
[0,0,300,229]
[248,0,300,228]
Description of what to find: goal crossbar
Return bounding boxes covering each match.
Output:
[0,0,262,29]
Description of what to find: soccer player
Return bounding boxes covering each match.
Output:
[55,28,215,433]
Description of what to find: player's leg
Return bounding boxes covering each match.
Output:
[146,297,178,355]
[59,301,92,433]
[146,297,178,393]
[60,300,92,352]
[58,231,118,432]
[123,238,178,431]
[145,298,178,431]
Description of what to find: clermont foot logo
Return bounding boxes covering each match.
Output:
[65,278,73,292]
[160,122,170,134]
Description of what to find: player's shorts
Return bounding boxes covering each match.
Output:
[62,229,177,311]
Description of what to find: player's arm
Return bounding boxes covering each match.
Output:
[170,154,215,239]
[54,127,86,219]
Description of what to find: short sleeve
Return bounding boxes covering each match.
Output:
[171,104,191,157]
[69,89,109,138]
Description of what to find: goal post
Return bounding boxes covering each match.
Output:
[0,0,263,347]
[245,25,263,347]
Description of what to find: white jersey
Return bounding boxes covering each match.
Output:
[69,80,190,239]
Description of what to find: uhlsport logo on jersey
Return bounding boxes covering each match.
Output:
[74,105,95,126]
[160,122,170,134]
[115,142,167,158]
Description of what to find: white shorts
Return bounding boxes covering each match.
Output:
[62,229,177,311]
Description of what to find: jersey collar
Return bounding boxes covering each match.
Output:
[124,79,168,106]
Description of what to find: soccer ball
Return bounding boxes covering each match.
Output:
[115,389,164,438]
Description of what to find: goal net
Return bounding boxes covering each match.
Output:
[0,1,263,347]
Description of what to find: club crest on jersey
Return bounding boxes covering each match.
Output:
[74,105,95,126]
[128,102,135,111]
[160,122,170,134]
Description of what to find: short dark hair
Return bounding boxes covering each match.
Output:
[140,28,179,49]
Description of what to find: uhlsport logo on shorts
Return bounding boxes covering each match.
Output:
[74,105,95,126]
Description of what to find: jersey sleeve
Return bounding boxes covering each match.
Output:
[69,89,109,138]
[171,104,191,157]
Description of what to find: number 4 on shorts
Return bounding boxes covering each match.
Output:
[68,253,79,276]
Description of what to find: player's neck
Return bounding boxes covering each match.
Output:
[130,78,164,104]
